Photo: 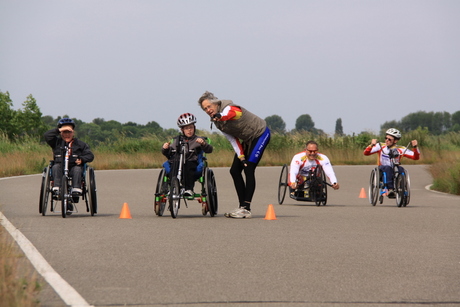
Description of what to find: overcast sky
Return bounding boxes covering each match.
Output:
[1,0,459,135]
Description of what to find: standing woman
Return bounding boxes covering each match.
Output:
[198,91,271,218]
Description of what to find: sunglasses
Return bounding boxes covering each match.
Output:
[385,137,394,141]
[306,150,317,154]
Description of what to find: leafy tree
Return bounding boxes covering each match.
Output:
[380,120,399,136]
[295,114,315,132]
[15,94,47,138]
[265,115,286,133]
[0,91,18,138]
[335,118,344,136]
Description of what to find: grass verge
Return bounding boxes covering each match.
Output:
[0,225,41,306]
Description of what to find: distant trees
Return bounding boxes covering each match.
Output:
[295,114,315,132]
[335,118,344,136]
[265,115,286,134]
[0,91,47,139]
[381,110,460,135]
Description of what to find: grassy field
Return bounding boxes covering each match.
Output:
[1,130,460,194]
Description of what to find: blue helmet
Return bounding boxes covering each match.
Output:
[57,118,75,129]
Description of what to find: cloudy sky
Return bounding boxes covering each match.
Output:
[1,0,459,135]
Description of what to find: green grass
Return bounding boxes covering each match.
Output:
[0,226,41,306]
[1,131,460,195]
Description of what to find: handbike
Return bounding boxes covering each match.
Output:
[368,146,411,207]
[154,136,218,218]
[278,164,331,206]
[39,144,97,217]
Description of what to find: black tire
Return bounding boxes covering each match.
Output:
[278,164,288,205]
[403,169,411,206]
[88,167,97,215]
[395,173,406,207]
[369,168,379,206]
[205,169,218,217]
[61,175,68,218]
[312,166,327,206]
[154,169,168,216]
[39,166,51,215]
[169,177,181,218]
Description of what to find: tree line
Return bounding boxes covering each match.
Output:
[1,91,459,148]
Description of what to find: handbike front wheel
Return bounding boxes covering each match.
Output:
[169,177,181,218]
[395,173,407,207]
[278,164,288,205]
[61,175,68,218]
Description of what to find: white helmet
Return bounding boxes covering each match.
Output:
[386,128,401,139]
[177,113,197,127]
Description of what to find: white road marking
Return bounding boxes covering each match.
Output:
[0,212,92,307]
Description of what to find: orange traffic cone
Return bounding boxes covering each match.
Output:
[264,204,277,220]
[119,202,132,219]
[359,188,367,198]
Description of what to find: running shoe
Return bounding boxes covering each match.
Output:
[224,207,252,219]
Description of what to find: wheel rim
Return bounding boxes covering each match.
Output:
[278,164,288,204]
[169,177,180,218]
[206,169,218,216]
[89,168,97,215]
[61,175,68,218]
[395,174,405,207]
[369,168,379,206]
[40,166,51,215]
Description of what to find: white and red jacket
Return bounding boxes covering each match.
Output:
[363,143,420,166]
[289,152,338,186]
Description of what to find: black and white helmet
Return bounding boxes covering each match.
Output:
[177,113,197,127]
[386,128,401,139]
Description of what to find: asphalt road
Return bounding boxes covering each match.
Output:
[1,165,459,307]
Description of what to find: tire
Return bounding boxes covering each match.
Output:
[369,168,379,206]
[39,166,51,215]
[395,173,406,207]
[169,177,181,218]
[205,169,218,217]
[403,169,411,206]
[278,164,288,205]
[88,167,97,215]
[61,175,68,218]
[154,169,168,216]
[312,166,327,206]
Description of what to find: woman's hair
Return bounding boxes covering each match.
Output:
[198,91,219,107]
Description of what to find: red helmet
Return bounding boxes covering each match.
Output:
[177,113,197,127]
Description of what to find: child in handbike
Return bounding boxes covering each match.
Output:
[162,113,213,197]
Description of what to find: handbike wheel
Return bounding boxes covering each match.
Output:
[278,164,288,205]
[40,166,51,215]
[403,169,410,206]
[369,168,379,206]
[154,169,168,216]
[205,169,218,217]
[169,177,180,218]
[88,167,97,215]
[312,166,327,206]
[61,175,68,218]
[395,173,406,207]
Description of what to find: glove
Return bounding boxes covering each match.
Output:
[241,159,248,167]
[212,113,222,120]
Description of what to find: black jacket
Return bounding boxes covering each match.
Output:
[44,128,94,168]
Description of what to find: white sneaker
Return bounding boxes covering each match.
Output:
[224,207,252,219]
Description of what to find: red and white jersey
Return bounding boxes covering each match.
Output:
[289,151,338,185]
[363,143,420,166]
